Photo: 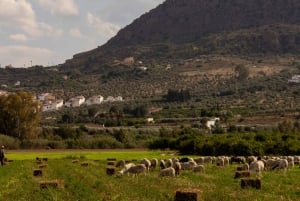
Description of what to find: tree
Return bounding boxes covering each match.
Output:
[0,91,42,140]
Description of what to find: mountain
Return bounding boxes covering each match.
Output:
[106,0,300,47]
[2,0,300,112]
[65,0,300,69]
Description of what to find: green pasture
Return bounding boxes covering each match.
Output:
[0,150,300,201]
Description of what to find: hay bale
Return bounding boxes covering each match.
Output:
[33,169,43,177]
[107,161,115,166]
[39,180,63,189]
[175,188,202,201]
[81,162,89,167]
[234,171,250,179]
[106,167,116,175]
[241,178,261,189]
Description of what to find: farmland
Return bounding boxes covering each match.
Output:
[0,150,300,201]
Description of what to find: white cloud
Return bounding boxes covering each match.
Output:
[86,12,120,39]
[0,45,55,67]
[38,0,79,16]
[69,28,83,38]
[0,0,63,39]
[9,34,28,42]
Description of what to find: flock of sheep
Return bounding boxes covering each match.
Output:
[114,155,297,178]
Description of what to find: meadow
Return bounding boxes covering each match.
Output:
[0,149,300,201]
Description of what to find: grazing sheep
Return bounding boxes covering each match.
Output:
[121,164,147,177]
[150,158,158,169]
[249,160,264,175]
[204,156,214,164]
[140,158,151,172]
[160,160,166,169]
[118,163,135,176]
[165,159,173,168]
[174,161,181,176]
[194,157,204,165]
[216,157,225,166]
[230,156,246,164]
[193,165,205,173]
[181,161,197,170]
[159,167,176,177]
[116,160,126,168]
[247,156,257,165]
[287,156,294,168]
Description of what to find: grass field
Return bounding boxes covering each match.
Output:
[0,149,300,201]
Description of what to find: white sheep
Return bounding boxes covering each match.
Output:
[159,167,175,177]
[181,161,197,170]
[140,158,151,172]
[249,160,264,176]
[150,158,158,169]
[165,158,173,168]
[122,164,147,177]
[193,165,205,173]
[118,162,135,176]
[174,161,181,176]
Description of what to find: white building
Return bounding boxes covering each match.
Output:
[65,96,85,107]
[288,75,300,84]
[85,95,104,106]
[42,99,64,112]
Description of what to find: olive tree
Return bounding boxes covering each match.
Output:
[0,91,42,140]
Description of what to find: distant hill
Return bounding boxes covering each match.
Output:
[2,0,300,112]
[106,0,300,46]
[65,0,300,68]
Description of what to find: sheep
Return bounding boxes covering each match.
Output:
[230,156,246,164]
[181,161,197,170]
[165,158,173,168]
[247,156,257,165]
[118,163,135,176]
[121,164,147,177]
[216,157,225,166]
[159,167,176,177]
[150,158,158,169]
[194,157,204,165]
[193,165,205,173]
[249,160,264,176]
[174,161,181,176]
[160,160,166,169]
[140,158,151,172]
[115,160,126,168]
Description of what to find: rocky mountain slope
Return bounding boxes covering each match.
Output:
[2,0,300,112]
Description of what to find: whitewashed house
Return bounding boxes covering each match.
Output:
[115,96,123,102]
[42,99,64,112]
[85,95,104,106]
[38,93,55,102]
[288,75,300,84]
[65,96,85,107]
[105,96,115,102]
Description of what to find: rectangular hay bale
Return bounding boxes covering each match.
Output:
[241,178,261,189]
[106,167,116,175]
[175,188,202,201]
[33,169,43,177]
[39,180,63,189]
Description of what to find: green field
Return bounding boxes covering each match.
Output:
[0,150,300,201]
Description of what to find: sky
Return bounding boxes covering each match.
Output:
[0,0,165,68]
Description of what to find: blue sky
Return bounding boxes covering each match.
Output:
[0,0,164,68]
